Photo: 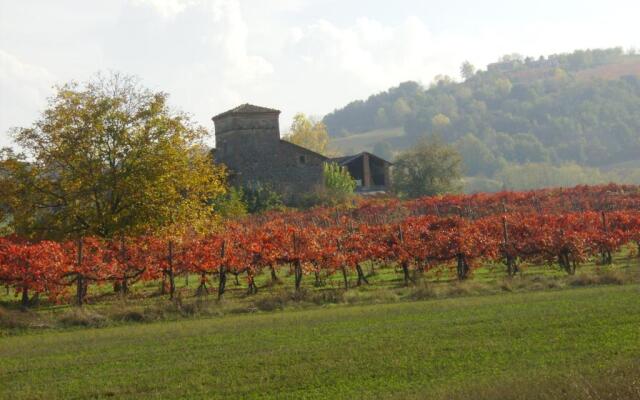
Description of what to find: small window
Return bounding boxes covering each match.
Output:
[299,155,306,164]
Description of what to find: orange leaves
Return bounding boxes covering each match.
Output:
[2,184,640,303]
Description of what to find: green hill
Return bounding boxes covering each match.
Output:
[324,48,640,183]
[327,126,405,156]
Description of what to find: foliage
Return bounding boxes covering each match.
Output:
[323,48,640,174]
[210,187,247,218]
[2,183,640,305]
[283,113,337,156]
[2,72,227,240]
[241,183,285,214]
[454,134,505,177]
[392,135,463,198]
[323,162,356,195]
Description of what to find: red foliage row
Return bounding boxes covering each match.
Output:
[1,185,640,305]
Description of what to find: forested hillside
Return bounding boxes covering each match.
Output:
[323,48,640,190]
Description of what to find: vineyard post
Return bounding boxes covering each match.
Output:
[356,264,369,286]
[76,238,84,306]
[20,283,29,309]
[398,227,412,286]
[218,240,227,300]
[247,270,258,295]
[119,235,128,295]
[269,265,279,283]
[293,233,303,291]
[601,211,612,264]
[502,216,517,276]
[167,240,176,300]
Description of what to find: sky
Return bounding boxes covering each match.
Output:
[1,0,639,148]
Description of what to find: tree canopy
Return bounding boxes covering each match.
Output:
[323,48,640,176]
[392,135,463,198]
[1,73,227,240]
[283,113,336,156]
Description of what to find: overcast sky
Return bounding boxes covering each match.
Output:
[1,0,639,147]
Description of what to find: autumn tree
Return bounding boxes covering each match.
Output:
[3,72,227,240]
[284,113,337,156]
[392,135,463,198]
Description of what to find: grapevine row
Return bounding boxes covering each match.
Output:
[1,184,640,307]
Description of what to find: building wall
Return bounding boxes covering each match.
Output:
[214,112,326,200]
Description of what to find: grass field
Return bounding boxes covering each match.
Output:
[328,127,405,155]
[1,284,639,399]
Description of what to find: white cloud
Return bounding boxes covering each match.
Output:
[132,0,194,18]
[287,16,450,90]
[208,0,273,84]
[0,0,638,146]
[0,49,55,146]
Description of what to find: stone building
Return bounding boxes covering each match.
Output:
[212,104,392,200]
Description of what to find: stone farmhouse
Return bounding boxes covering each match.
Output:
[212,104,392,200]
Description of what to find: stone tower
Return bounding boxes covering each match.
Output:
[213,104,281,177]
[212,103,327,198]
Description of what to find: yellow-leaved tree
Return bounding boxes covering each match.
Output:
[2,72,228,241]
[283,113,339,157]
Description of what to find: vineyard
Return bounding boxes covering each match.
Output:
[2,183,640,308]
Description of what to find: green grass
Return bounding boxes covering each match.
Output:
[328,126,405,154]
[1,284,639,399]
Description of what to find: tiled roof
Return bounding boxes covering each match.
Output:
[212,103,281,120]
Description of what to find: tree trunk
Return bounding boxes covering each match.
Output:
[119,235,128,295]
[341,266,349,290]
[217,241,227,299]
[401,261,411,286]
[21,286,29,309]
[502,217,517,277]
[168,241,175,300]
[356,264,369,286]
[122,277,128,295]
[196,272,208,297]
[559,251,575,275]
[168,269,175,300]
[270,265,279,283]
[247,272,258,295]
[76,238,85,306]
[456,254,469,281]
[218,266,227,300]
[314,271,323,287]
[294,260,303,291]
[76,274,84,306]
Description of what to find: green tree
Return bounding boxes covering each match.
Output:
[455,134,504,176]
[3,72,227,240]
[323,162,356,194]
[460,61,476,80]
[240,183,285,214]
[391,98,412,123]
[284,113,336,156]
[431,113,451,135]
[392,135,463,198]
